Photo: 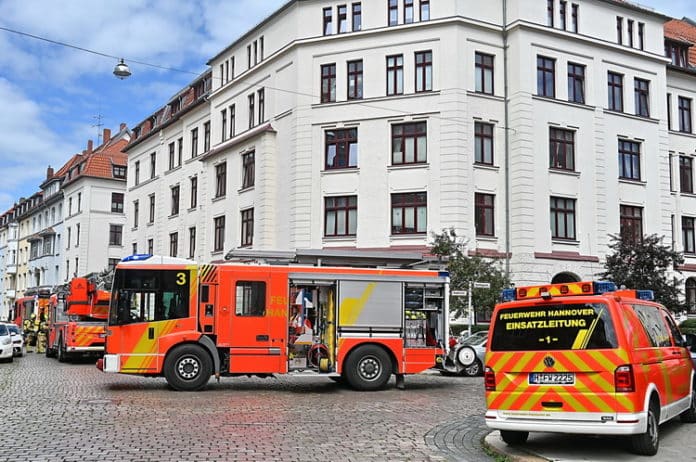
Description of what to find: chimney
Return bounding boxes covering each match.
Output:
[103,128,111,143]
[120,122,127,131]
[46,166,54,179]
[87,140,93,153]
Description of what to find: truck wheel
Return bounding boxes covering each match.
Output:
[343,345,392,391]
[57,339,68,363]
[500,430,529,445]
[163,344,213,391]
[630,401,659,455]
[681,381,696,423]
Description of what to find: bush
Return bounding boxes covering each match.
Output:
[680,318,696,334]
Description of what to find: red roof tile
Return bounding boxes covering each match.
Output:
[665,19,696,66]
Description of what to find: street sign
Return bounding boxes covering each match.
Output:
[451,290,468,297]
[473,282,491,289]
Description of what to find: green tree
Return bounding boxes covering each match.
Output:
[430,228,510,321]
[598,234,684,311]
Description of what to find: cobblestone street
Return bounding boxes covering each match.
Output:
[0,353,491,462]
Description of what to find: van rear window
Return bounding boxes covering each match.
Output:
[490,303,617,351]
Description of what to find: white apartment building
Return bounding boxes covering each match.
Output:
[123,0,696,306]
[0,210,18,320]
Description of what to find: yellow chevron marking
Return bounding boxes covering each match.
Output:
[338,283,376,326]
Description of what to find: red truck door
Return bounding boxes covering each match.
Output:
[217,269,287,373]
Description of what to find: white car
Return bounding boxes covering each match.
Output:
[0,323,13,362]
[3,323,24,357]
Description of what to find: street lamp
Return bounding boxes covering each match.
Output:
[113,59,131,79]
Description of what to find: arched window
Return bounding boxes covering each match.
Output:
[551,272,581,284]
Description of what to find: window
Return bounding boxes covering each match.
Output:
[475,52,494,94]
[203,121,210,153]
[536,56,555,98]
[352,3,362,31]
[109,225,123,246]
[347,60,363,100]
[231,57,235,79]
[78,192,82,211]
[247,44,251,69]
[684,217,696,254]
[108,258,120,272]
[616,16,623,44]
[111,193,124,213]
[325,196,357,237]
[235,281,266,316]
[620,205,643,244]
[323,7,332,35]
[134,161,140,185]
[638,22,644,50]
[404,0,414,23]
[667,94,672,130]
[474,122,494,165]
[67,227,71,249]
[388,0,398,26]
[214,216,225,252]
[221,109,227,142]
[229,104,236,138]
[69,197,73,216]
[149,195,155,223]
[321,64,336,103]
[415,51,432,92]
[148,238,153,255]
[189,226,196,259]
[392,122,427,165]
[634,78,650,117]
[666,41,688,67]
[679,97,692,133]
[133,200,139,228]
[567,62,585,104]
[338,4,347,32]
[150,152,156,179]
[190,176,198,208]
[242,152,255,189]
[240,208,254,247]
[627,19,634,48]
[475,193,495,236]
[113,165,126,178]
[191,128,199,158]
[550,197,576,240]
[547,0,554,27]
[571,3,578,32]
[171,185,180,216]
[420,0,430,21]
[549,128,575,170]
[248,94,255,128]
[325,128,358,169]
[168,142,176,169]
[132,243,137,255]
[177,137,183,166]
[166,232,176,257]
[386,55,404,95]
[76,223,80,246]
[618,140,641,181]
[257,88,265,123]
[559,1,567,30]
[391,192,427,234]
[253,40,258,65]
[681,156,693,194]
[607,72,623,112]
[215,162,227,198]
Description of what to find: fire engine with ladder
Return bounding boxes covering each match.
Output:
[46,274,110,361]
[98,254,452,391]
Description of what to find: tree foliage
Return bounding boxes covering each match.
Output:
[430,228,510,320]
[598,234,684,311]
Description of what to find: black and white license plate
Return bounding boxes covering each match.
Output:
[529,372,575,385]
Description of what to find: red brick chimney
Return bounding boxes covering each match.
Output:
[46,166,54,179]
[103,128,111,143]
[87,140,93,153]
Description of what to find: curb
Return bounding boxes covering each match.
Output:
[482,431,550,462]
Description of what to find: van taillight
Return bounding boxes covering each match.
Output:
[615,365,635,392]
[485,366,496,391]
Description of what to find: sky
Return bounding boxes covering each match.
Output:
[0,0,693,213]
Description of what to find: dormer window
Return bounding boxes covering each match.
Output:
[666,40,690,68]
[113,165,127,179]
[170,98,181,115]
[149,115,157,130]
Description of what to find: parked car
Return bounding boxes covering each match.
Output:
[2,323,24,357]
[454,331,487,376]
[0,323,13,362]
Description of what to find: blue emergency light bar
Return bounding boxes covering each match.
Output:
[636,290,654,301]
[500,288,516,302]
[593,281,618,294]
[121,253,153,262]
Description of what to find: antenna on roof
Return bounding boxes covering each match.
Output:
[92,114,104,144]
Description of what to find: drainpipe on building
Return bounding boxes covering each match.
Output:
[503,0,511,278]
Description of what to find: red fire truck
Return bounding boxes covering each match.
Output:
[13,287,51,327]
[46,277,110,362]
[98,255,451,391]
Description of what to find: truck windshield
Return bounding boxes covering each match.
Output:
[490,302,617,351]
[109,268,191,326]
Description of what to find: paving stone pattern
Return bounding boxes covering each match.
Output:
[0,354,493,462]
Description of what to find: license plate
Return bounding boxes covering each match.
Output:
[529,372,575,385]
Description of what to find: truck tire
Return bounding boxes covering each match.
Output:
[630,400,659,455]
[343,345,392,391]
[680,381,696,423]
[500,430,528,445]
[163,344,213,391]
[57,338,69,363]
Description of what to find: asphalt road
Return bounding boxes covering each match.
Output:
[0,353,493,462]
